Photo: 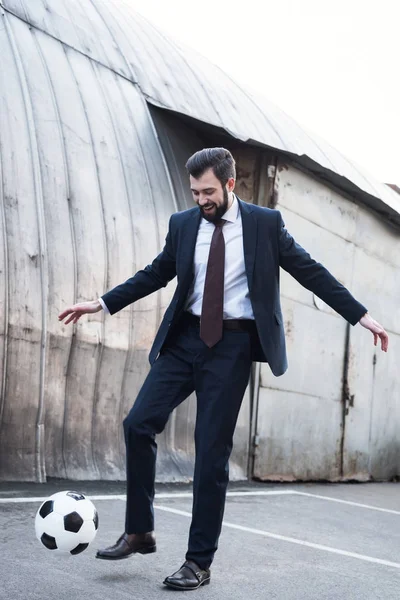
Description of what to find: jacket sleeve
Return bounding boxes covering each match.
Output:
[277,211,367,325]
[100,216,177,315]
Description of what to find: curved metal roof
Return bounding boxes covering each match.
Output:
[2,0,399,224]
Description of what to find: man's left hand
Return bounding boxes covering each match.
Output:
[359,313,389,352]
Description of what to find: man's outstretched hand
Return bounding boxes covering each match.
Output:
[58,300,102,325]
[359,313,389,352]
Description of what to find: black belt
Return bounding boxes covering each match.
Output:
[182,311,256,333]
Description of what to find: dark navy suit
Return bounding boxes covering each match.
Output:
[101,199,367,567]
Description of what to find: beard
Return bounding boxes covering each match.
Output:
[200,187,230,223]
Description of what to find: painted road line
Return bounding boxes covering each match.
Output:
[0,495,126,504]
[291,491,400,516]
[0,490,294,504]
[154,504,400,570]
[0,488,398,515]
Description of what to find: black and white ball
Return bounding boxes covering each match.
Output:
[35,491,99,554]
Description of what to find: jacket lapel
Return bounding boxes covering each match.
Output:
[238,199,257,292]
[179,208,201,290]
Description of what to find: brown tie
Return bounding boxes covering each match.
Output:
[200,220,226,347]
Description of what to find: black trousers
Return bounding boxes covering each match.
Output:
[123,313,253,569]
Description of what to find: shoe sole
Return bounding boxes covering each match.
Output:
[163,577,211,590]
[95,545,157,560]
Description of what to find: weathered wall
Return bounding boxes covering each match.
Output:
[1,1,398,483]
[0,8,254,482]
[0,9,177,481]
[253,161,400,481]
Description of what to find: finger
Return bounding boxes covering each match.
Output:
[58,309,73,320]
[378,331,386,352]
[373,332,378,346]
[382,332,389,352]
[64,314,77,325]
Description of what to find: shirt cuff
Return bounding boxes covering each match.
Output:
[98,297,110,314]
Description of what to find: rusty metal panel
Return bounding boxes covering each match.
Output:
[253,162,400,481]
[343,208,400,480]
[254,299,347,481]
[254,163,354,480]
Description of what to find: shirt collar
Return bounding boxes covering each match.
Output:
[222,194,239,223]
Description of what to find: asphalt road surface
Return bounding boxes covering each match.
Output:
[1,480,399,599]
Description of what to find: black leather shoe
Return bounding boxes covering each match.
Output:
[96,531,156,560]
[163,560,211,590]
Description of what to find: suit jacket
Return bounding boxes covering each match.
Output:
[102,198,367,376]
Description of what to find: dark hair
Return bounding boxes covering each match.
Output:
[185,147,236,187]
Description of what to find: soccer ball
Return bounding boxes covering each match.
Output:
[35,491,99,554]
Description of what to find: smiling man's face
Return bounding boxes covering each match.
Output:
[190,168,235,223]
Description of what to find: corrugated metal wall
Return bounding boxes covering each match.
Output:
[2,0,399,221]
[0,8,178,481]
[0,8,260,483]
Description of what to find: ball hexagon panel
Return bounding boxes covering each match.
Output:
[35,510,64,541]
[56,529,87,553]
[77,519,97,544]
[52,491,97,521]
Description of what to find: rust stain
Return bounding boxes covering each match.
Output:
[284,318,292,340]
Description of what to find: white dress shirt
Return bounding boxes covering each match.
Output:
[100,195,254,320]
[185,195,254,319]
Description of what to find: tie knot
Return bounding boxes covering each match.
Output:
[214,219,225,228]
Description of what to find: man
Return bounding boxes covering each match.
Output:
[59,147,388,590]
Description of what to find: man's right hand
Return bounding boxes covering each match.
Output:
[58,300,102,325]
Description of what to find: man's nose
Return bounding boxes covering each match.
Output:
[198,196,208,206]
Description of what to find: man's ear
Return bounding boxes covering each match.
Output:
[227,177,236,193]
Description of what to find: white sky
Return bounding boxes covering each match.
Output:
[127,0,399,186]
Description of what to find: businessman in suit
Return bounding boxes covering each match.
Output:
[59,147,388,590]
